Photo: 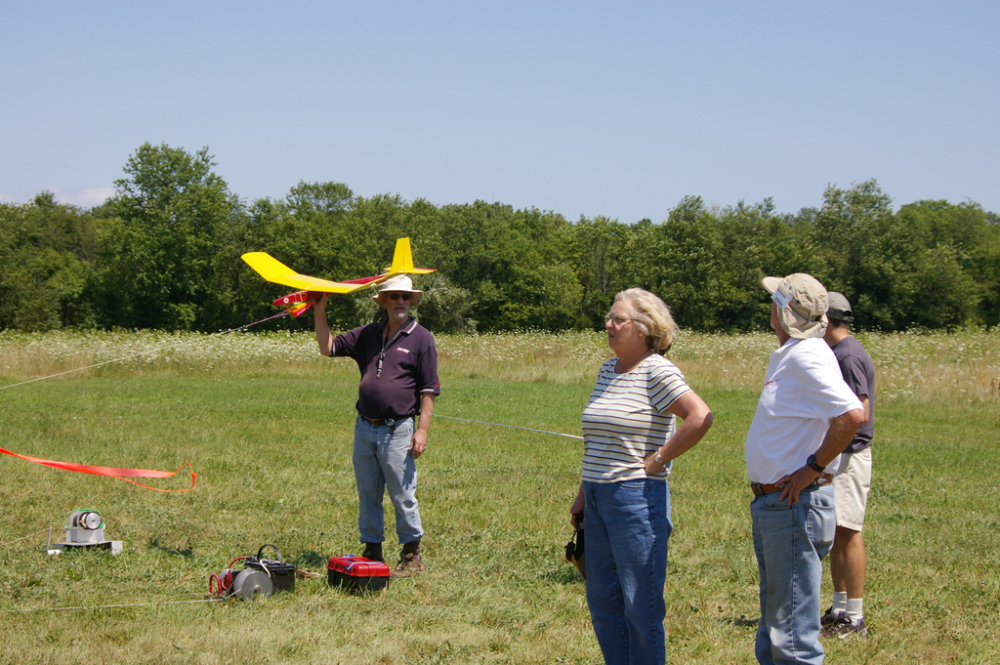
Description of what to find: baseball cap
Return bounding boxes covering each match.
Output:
[826,291,854,323]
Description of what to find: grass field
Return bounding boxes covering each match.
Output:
[0,328,998,664]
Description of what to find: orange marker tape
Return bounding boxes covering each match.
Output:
[0,447,196,493]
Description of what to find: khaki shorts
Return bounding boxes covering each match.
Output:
[833,447,872,532]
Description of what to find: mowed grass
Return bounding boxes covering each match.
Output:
[0,329,998,664]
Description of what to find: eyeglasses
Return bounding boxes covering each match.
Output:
[604,314,633,326]
[387,292,412,301]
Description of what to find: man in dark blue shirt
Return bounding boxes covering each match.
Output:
[314,275,440,576]
[821,292,875,639]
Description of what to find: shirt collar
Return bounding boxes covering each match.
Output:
[382,317,416,336]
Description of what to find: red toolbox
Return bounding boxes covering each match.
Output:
[327,555,391,593]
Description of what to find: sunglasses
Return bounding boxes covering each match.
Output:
[386,292,412,301]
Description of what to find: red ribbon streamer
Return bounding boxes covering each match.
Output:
[0,447,196,493]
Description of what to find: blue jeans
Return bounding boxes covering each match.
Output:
[353,416,423,545]
[751,485,835,665]
[583,479,672,665]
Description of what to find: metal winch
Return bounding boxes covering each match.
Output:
[47,509,123,555]
[210,545,296,600]
[213,566,274,600]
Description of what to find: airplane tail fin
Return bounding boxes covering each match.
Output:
[389,237,416,273]
[388,237,436,275]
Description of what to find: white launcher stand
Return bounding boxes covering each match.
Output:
[48,509,123,555]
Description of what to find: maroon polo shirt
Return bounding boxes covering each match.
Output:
[331,318,441,420]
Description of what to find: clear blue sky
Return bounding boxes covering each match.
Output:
[2,1,997,222]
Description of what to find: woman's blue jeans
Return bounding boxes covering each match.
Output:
[583,478,672,665]
[353,415,423,545]
[751,485,835,665]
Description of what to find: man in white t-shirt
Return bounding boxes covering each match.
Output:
[745,273,865,665]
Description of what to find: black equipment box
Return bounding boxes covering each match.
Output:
[244,544,295,593]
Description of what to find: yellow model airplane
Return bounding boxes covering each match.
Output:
[241,237,436,317]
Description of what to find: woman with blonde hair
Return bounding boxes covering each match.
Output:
[570,288,713,665]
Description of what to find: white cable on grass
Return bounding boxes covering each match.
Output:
[0,597,227,613]
[435,414,583,440]
[0,311,289,391]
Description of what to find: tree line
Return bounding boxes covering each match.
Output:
[2,142,998,334]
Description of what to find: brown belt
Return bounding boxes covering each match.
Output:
[359,415,400,427]
[751,474,833,497]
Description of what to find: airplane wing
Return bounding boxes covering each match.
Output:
[240,252,375,294]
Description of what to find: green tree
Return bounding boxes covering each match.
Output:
[410,273,476,332]
[570,216,636,329]
[95,143,243,330]
[896,200,995,326]
[906,245,981,328]
[979,210,1000,327]
[714,199,814,331]
[637,196,728,330]
[0,194,99,331]
[810,180,914,329]
[423,201,519,331]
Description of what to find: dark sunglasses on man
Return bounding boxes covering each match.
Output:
[387,292,411,301]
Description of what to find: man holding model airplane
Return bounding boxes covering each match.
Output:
[241,238,440,577]
[314,274,440,577]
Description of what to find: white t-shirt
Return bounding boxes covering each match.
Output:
[745,337,863,484]
[582,354,691,484]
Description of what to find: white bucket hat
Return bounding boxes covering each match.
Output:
[373,274,424,307]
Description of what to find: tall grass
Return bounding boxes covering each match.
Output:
[0,329,997,664]
[3,327,997,401]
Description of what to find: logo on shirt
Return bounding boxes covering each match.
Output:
[396,347,411,354]
[764,378,780,388]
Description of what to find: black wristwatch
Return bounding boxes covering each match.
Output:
[806,454,825,473]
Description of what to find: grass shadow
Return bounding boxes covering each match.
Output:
[292,549,330,570]
[720,615,759,629]
[537,564,585,585]
[148,538,194,558]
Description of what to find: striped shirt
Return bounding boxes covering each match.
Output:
[581,354,691,483]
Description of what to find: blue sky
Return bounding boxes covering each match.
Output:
[2,1,997,222]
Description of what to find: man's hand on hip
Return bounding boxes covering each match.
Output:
[777,467,823,505]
